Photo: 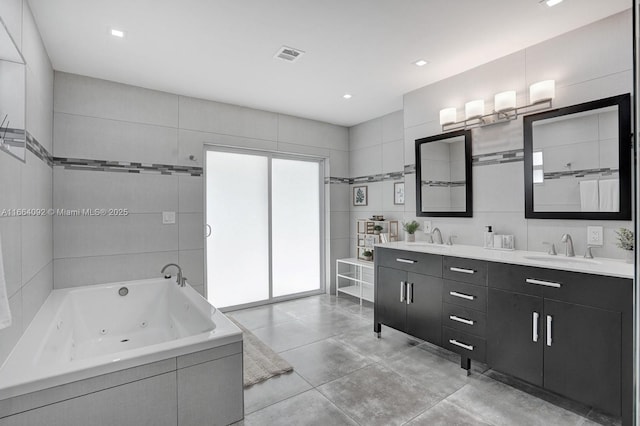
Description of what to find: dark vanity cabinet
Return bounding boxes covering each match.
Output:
[373,247,632,424]
[487,262,631,420]
[374,248,443,344]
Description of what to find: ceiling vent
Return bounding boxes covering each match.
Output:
[274,46,305,62]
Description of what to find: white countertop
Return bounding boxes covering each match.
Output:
[375,242,634,279]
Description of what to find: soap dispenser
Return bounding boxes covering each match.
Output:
[484,226,494,248]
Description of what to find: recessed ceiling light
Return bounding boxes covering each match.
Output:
[414,59,428,67]
[544,0,563,7]
[110,28,125,38]
[343,94,352,99]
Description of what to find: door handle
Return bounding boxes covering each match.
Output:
[205,224,212,237]
[406,283,413,305]
[449,315,474,326]
[449,267,475,274]
[449,291,475,301]
[526,278,561,288]
[532,312,539,342]
[449,339,474,351]
[546,315,553,346]
[396,258,416,264]
[400,281,405,302]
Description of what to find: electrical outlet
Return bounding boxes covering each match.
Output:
[423,221,432,234]
[162,211,176,224]
[587,226,603,246]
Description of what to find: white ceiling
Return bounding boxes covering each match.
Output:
[27,0,630,127]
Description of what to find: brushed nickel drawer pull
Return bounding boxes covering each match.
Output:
[449,291,475,301]
[533,311,539,343]
[406,282,413,305]
[449,339,474,351]
[396,258,417,264]
[525,278,561,288]
[450,267,475,274]
[400,281,405,302]
[449,315,474,326]
[546,315,553,347]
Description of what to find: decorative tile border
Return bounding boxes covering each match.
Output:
[420,180,466,188]
[26,132,53,167]
[472,149,524,166]
[53,157,203,176]
[544,168,619,180]
[42,147,524,181]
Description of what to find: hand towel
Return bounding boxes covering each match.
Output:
[599,179,619,212]
[579,180,599,212]
[0,233,12,330]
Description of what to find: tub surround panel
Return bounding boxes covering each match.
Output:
[53,251,179,289]
[0,358,176,418]
[177,354,244,426]
[0,372,178,426]
[0,218,22,298]
[20,262,53,330]
[0,295,22,366]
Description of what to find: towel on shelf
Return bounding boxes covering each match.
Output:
[0,233,11,330]
[599,179,620,212]
[579,180,599,212]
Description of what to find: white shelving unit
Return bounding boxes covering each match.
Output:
[336,257,374,305]
[356,219,399,261]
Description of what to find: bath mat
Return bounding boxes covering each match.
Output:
[229,317,293,387]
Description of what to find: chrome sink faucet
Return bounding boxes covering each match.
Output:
[161,263,187,287]
[560,234,575,257]
[431,227,443,245]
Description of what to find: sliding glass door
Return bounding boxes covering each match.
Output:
[205,147,324,310]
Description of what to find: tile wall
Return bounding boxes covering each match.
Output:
[0,0,54,364]
[52,72,350,295]
[350,10,633,260]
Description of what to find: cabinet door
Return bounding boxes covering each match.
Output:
[487,288,543,386]
[375,267,407,332]
[406,273,443,345]
[544,299,621,416]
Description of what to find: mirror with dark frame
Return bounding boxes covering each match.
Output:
[415,129,473,217]
[523,94,631,220]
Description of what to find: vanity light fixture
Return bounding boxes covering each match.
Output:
[439,80,555,132]
[414,59,428,67]
[494,91,516,112]
[439,107,457,125]
[529,80,555,104]
[465,100,485,120]
[343,93,352,99]
[110,28,125,38]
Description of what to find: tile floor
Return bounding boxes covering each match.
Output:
[228,294,619,426]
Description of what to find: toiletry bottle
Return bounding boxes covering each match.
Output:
[484,226,494,248]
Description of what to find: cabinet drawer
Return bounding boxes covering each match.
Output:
[442,303,486,338]
[443,327,486,363]
[443,257,487,286]
[376,248,442,277]
[443,280,487,312]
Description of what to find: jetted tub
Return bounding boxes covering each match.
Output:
[0,277,244,426]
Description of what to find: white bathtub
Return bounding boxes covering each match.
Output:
[0,277,242,401]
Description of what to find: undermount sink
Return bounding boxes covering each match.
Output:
[523,255,601,265]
